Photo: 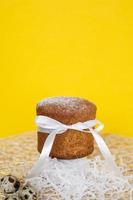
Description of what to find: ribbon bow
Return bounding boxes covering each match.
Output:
[27,116,121,178]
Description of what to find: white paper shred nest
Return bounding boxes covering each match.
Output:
[27,156,133,200]
[0,133,133,200]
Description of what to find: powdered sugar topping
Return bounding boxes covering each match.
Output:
[37,97,94,112]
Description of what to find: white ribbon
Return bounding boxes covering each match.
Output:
[27,116,122,178]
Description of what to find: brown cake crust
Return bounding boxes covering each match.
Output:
[37,97,97,159]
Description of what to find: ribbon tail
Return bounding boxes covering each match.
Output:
[89,128,122,177]
[26,131,57,179]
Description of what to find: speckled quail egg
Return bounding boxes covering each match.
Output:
[3,193,20,200]
[0,175,20,194]
[19,183,37,200]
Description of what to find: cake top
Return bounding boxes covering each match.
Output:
[36,96,97,124]
[37,96,93,110]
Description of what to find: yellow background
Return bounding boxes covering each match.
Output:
[0,0,133,137]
